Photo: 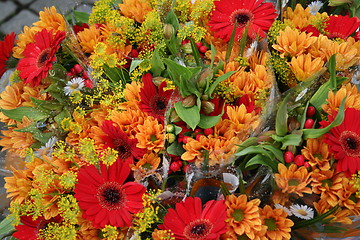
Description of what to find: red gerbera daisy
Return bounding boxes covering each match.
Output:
[139,73,173,123]
[101,120,145,162]
[208,0,277,42]
[0,32,16,78]
[17,29,66,86]
[13,215,62,240]
[325,15,360,39]
[159,197,227,240]
[74,159,146,228]
[322,108,360,177]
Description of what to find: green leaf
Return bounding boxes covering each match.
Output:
[245,154,278,172]
[103,65,129,85]
[54,109,72,126]
[150,49,165,76]
[210,44,216,69]
[0,216,15,238]
[15,122,53,143]
[164,58,193,88]
[190,38,202,67]
[225,22,237,63]
[275,94,290,136]
[174,125,183,135]
[303,98,346,139]
[166,141,185,156]
[271,131,303,150]
[235,146,274,159]
[328,54,337,89]
[262,145,285,163]
[205,71,235,96]
[31,97,63,112]
[174,102,200,130]
[72,11,90,24]
[165,35,179,56]
[164,9,180,30]
[129,60,143,73]
[1,107,49,122]
[198,113,223,129]
[235,137,258,152]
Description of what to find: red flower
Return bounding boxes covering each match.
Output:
[101,120,145,162]
[17,29,66,86]
[322,108,360,177]
[325,15,360,39]
[13,215,62,240]
[139,73,173,123]
[208,0,277,42]
[301,25,321,37]
[0,32,16,78]
[74,159,146,228]
[159,197,227,239]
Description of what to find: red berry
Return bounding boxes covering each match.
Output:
[73,64,83,74]
[195,42,203,48]
[304,161,311,168]
[170,161,181,172]
[195,134,202,141]
[199,45,207,53]
[284,151,295,163]
[203,128,213,135]
[294,155,305,166]
[194,129,202,135]
[182,136,190,144]
[183,164,190,172]
[304,119,315,129]
[306,106,316,117]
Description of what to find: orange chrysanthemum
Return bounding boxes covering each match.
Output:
[273,27,317,58]
[135,117,164,153]
[152,229,174,240]
[260,205,294,240]
[275,164,312,197]
[12,26,37,59]
[181,135,240,166]
[302,137,331,170]
[4,167,32,204]
[77,217,101,240]
[110,108,147,136]
[314,199,353,225]
[225,194,262,239]
[119,0,153,23]
[284,4,312,29]
[322,83,360,115]
[32,6,66,32]
[289,53,324,81]
[77,25,101,53]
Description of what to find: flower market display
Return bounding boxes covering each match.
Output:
[0,0,360,239]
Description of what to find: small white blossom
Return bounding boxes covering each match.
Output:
[245,41,258,58]
[351,69,360,85]
[290,204,314,220]
[274,203,292,216]
[308,1,324,15]
[64,77,85,96]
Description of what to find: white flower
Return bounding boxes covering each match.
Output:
[36,136,58,156]
[64,77,85,96]
[308,1,323,15]
[245,41,258,58]
[351,70,360,85]
[290,204,314,220]
[274,203,292,216]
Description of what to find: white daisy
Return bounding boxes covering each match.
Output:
[36,136,58,156]
[308,1,323,15]
[274,203,292,216]
[64,77,85,96]
[290,204,314,220]
[245,41,258,58]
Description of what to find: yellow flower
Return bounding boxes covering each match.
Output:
[273,27,317,58]
[284,4,311,29]
[119,0,153,23]
[289,53,324,81]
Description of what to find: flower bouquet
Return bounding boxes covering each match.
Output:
[0,0,360,239]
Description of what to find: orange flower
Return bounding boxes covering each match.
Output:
[119,0,153,23]
[110,108,147,136]
[275,164,312,197]
[302,137,331,170]
[314,199,353,225]
[77,217,101,240]
[260,205,294,240]
[225,194,262,239]
[4,167,32,204]
[77,25,101,53]
[12,26,37,59]
[152,229,174,240]
[289,54,324,81]
[284,4,311,29]
[135,117,164,153]
[32,6,66,32]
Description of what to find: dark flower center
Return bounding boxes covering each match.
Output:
[149,94,167,115]
[37,48,52,68]
[184,219,213,239]
[235,14,250,25]
[113,138,132,160]
[339,130,360,157]
[97,182,125,210]
[230,9,254,27]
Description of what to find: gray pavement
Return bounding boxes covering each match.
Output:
[0,0,97,38]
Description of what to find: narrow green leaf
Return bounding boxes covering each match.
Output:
[262,145,285,163]
[210,44,216,69]
[328,54,337,89]
[31,97,63,112]
[72,11,90,24]
[275,94,290,136]
[303,98,346,139]
[129,60,143,73]
[225,22,237,63]
[235,146,274,159]
[190,38,202,67]
[245,154,278,172]
[174,102,200,130]
[164,9,180,30]
[0,216,15,237]
[293,205,340,230]
[206,71,236,96]
[271,131,303,150]
[1,107,49,122]
[239,24,249,56]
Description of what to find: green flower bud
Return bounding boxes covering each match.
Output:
[201,100,215,114]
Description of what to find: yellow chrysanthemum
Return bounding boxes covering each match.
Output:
[275,164,312,197]
[284,4,312,29]
[77,25,102,53]
[302,137,331,170]
[289,53,324,81]
[260,205,294,240]
[273,27,317,58]
[225,194,262,239]
[322,83,360,115]
[135,117,164,153]
[119,0,153,23]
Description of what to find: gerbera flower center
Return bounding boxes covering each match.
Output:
[339,130,360,157]
[113,138,132,160]
[184,219,213,239]
[97,182,126,210]
[149,94,167,115]
[230,9,254,27]
[37,48,52,68]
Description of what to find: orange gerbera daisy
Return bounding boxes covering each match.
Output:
[302,137,331,170]
[77,25,101,53]
[274,164,312,197]
[260,205,294,240]
[225,194,262,239]
[4,167,32,204]
[135,117,164,153]
[119,0,153,23]
[289,54,324,82]
[272,27,317,58]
